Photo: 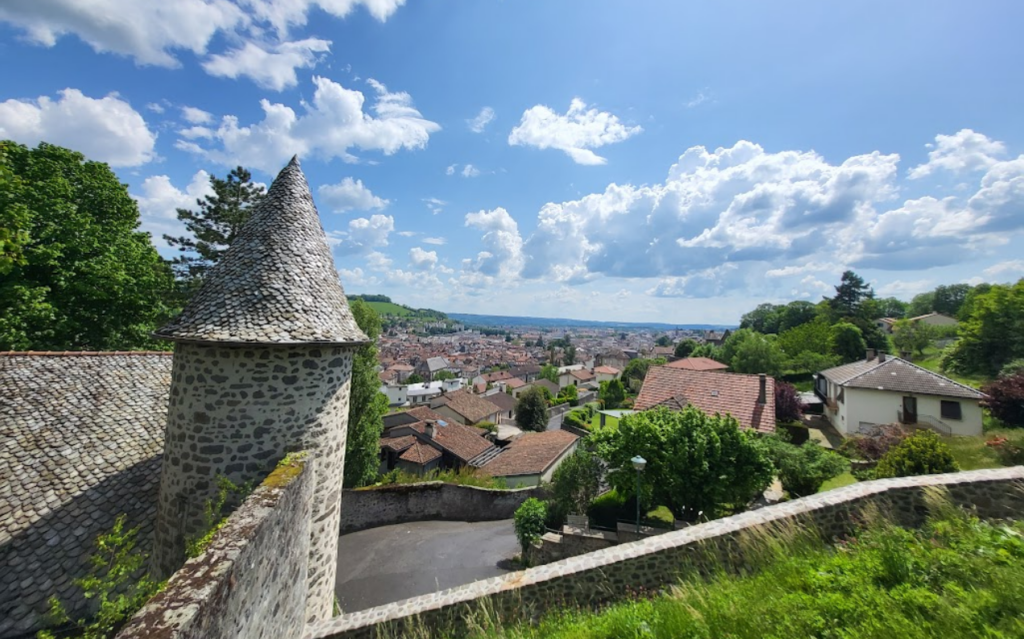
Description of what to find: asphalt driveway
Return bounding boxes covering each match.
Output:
[335,519,518,613]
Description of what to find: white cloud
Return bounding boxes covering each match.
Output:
[0,0,405,77]
[423,197,445,215]
[409,247,438,270]
[147,102,166,114]
[508,98,642,165]
[461,164,480,178]
[181,106,213,124]
[876,279,934,298]
[179,126,214,140]
[331,214,394,255]
[338,266,378,287]
[0,88,157,166]
[422,236,446,245]
[908,129,1007,179]
[983,260,1024,279]
[132,171,213,249]
[178,76,440,172]
[202,38,331,91]
[646,264,743,298]
[467,106,495,133]
[445,164,456,176]
[396,230,417,237]
[462,207,524,285]
[685,89,713,108]
[522,140,900,281]
[317,177,388,212]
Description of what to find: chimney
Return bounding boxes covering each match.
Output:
[877,352,886,363]
[866,348,877,362]
[425,422,436,439]
[757,373,767,405]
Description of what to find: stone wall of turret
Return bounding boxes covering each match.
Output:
[153,342,354,622]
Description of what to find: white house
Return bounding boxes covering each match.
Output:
[815,351,985,436]
[402,378,466,406]
[380,383,408,407]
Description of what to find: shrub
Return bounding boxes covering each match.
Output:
[563,408,589,430]
[874,430,959,478]
[837,424,908,461]
[774,381,805,423]
[980,373,1024,428]
[515,387,550,432]
[513,498,548,556]
[587,489,627,529]
[476,420,497,434]
[1000,359,1024,379]
[764,437,848,497]
[549,448,602,525]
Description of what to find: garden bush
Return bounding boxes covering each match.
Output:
[764,436,848,497]
[980,373,1024,428]
[874,430,959,478]
[513,498,547,557]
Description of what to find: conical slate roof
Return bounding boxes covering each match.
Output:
[155,157,369,345]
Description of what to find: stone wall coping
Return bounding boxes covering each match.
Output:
[350,481,538,495]
[117,453,314,639]
[307,466,1024,638]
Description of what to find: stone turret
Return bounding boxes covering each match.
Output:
[152,157,367,622]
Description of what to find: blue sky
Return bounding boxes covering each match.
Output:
[2,0,1023,323]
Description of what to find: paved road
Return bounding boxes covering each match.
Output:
[335,519,518,613]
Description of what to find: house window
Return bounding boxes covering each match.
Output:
[941,400,962,420]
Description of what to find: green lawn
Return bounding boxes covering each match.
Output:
[945,428,1024,470]
[818,470,857,492]
[589,412,619,430]
[911,346,990,389]
[467,507,1024,639]
[364,300,415,316]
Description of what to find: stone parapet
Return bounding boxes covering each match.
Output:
[118,454,315,639]
[340,482,546,534]
[307,467,1024,639]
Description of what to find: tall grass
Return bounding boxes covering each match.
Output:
[460,498,1024,639]
[366,467,509,490]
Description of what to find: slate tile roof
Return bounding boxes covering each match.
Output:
[483,391,517,415]
[664,357,730,371]
[634,367,775,433]
[431,389,500,424]
[0,352,170,637]
[154,157,368,345]
[380,435,416,453]
[820,356,983,399]
[529,379,560,396]
[481,430,578,478]
[406,421,495,463]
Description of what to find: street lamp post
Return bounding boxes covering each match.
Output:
[631,455,646,534]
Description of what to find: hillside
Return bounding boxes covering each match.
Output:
[347,295,447,321]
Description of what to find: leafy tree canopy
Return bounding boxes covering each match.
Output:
[515,387,550,432]
[599,378,626,409]
[828,270,874,319]
[591,406,773,520]
[539,363,559,384]
[656,335,673,347]
[730,333,785,376]
[344,299,388,487]
[943,280,1024,376]
[549,448,602,524]
[674,338,698,358]
[830,322,868,363]
[892,319,934,357]
[0,141,176,350]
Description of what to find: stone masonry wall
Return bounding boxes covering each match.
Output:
[118,454,315,639]
[340,482,546,534]
[307,467,1024,639]
[153,342,354,622]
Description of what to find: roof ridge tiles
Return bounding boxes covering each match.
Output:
[153,156,369,345]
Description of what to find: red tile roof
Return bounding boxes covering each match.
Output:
[380,435,416,453]
[634,367,775,433]
[664,357,730,371]
[406,421,494,462]
[399,440,441,464]
[505,377,527,389]
[481,430,578,477]
[570,369,595,381]
[593,365,620,375]
[432,389,500,424]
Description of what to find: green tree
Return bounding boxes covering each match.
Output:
[829,270,874,319]
[873,431,959,478]
[778,317,833,359]
[731,333,785,376]
[591,406,773,521]
[674,339,698,358]
[740,303,783,334]
[343,299,389,488]
[944,280,1024,376]
[515,387,550,432]
[830,322,867,363]
[656,335,673,347]
[433,370,457,381]
[599,378,627,409]
[405,372,424,384]
[980,373,1024,428]
[764,437,848,497]
[778,301,818,331]
[932,284,972,317]
[0,141,176,351]
[513,498,547,557]
[892,319,934,357]
[164,166,266,286]
[549,448,602,523]
[539,363,559,384]
[622,357,666,392]
[876,297,909,319]
[908,291,935,317]
[557,383,579,406]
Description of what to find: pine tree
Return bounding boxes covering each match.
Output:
[165,167,266,286]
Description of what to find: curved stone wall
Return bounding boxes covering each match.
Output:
[340,482,546,534]
[153,342,354,621]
